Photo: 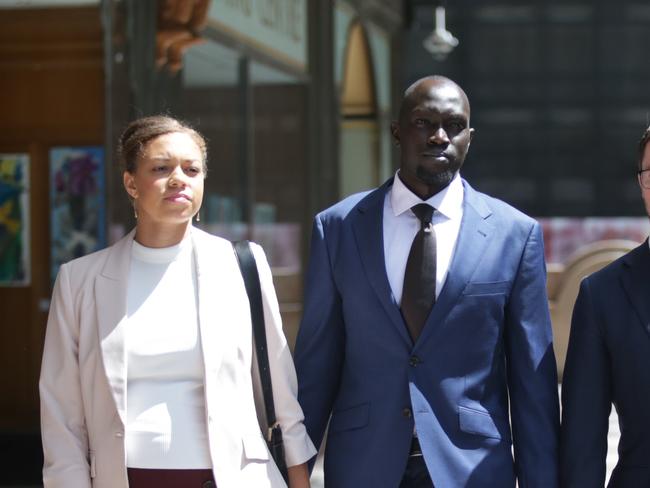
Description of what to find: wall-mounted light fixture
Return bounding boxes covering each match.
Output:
[422,5,458,61]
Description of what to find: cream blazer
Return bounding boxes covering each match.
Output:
[39,227,316,488]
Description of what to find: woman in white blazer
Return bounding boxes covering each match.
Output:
[39,115,316,488]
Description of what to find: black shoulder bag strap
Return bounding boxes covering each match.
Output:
[232,241,289,483]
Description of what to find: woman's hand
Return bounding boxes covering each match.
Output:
[287,463,310,488]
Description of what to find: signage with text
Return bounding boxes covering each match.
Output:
[208,0,307,70]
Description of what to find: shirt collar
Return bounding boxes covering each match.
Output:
[390,170,464,220]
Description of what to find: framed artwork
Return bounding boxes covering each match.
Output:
[50,146,106,283]
[0,153,30,286]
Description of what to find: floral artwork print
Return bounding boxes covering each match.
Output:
[50,147,106,283]
[0,154,30,286]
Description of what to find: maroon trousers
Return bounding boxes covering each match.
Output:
[127,468,216,488]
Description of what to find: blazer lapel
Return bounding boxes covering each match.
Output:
[620,242,650,337]
[192,228,239,377]
[95,229,135,424]
[415,182,494,348]
[352,179,413,345]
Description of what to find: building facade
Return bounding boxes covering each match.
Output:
[0,0,403,483]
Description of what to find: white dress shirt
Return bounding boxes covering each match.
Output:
[383,171,464,305]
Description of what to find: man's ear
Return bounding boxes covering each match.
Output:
[390,120,400,146]
[123,171,138,199]
[468,127,475,145]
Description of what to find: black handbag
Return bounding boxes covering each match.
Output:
[233,241,289,484]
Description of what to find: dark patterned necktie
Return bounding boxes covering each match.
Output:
[401,203,437,342]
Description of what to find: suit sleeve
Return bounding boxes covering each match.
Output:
[39,264,92,488]
[560,278,611,487]
[504,222,560,488]
[294,215,346,455]
[250,243,317,467]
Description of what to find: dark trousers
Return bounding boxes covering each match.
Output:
[399,438,434,488]
[127,468,216,488]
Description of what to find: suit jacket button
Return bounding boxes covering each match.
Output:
[402,407,412,418]
[409,355,420,367]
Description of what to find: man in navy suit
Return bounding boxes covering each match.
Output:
[561,126,650,487]
[294,75,560,487]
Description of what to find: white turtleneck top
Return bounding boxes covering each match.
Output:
[125,237,212,469]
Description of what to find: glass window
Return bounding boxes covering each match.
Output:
[179,40,244,231]
[176,43,308,271]
[249,60,307,271]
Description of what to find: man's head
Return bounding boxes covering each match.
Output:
[391,76,474,199]
[638,126,650,216]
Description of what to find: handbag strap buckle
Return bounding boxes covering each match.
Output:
[267,421,280,442]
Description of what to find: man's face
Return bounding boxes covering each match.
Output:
[392,79,474,198]
[640,142,650,217]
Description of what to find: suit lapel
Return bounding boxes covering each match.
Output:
[95,229,135,424]
[352,179,414,345]
[620,242,650,337]
[415,183,494,349]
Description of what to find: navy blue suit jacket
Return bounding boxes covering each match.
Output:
[295,179,560,487]
[561,241,650,487]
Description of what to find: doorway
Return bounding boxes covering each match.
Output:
[339,21,380,198]
[0,5,104,484]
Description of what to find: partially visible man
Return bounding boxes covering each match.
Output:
[295,75,559,487]
[561,126,650,487]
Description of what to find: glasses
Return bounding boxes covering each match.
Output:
[639,169,650,189]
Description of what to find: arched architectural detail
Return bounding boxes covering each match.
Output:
[340,20,377,118]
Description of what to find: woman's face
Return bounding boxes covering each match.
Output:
[123,131,205,227]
